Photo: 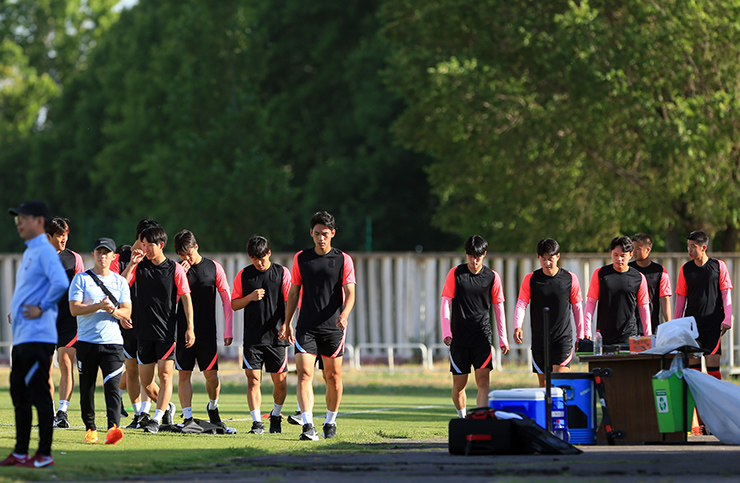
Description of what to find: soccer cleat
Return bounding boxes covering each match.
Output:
[138,412,152,429]
[53,410,70,429]
[207,404,222,425]
[248,421,265,434]
[143,419,160,433]
[269,414,282,434]
[105,425,124,445]
[299,423,319,441]
[121,406,129,418]
[126,414,141,429]
[163,402,176,426]
[15,453,54,469]
[287,410,302,425]
[0,453,27,466]
[84,429,99,443]
[323,423,337,439]
[181,417,200,431]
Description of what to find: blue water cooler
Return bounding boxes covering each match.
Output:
[551,373,597,445]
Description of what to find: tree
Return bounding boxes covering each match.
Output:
[381,0,740,252]
[250,0,459,252]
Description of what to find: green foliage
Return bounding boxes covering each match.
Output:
[381,0,740,252]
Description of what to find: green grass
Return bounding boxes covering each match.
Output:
[0,363,541,481]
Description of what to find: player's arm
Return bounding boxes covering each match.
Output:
[336,283,356,329]
[279,284,300,344]
[181,292,195,348]
[440,296,453,346]
[214,261,234,346]
[513,273,532,345]
[719,260,733,336]
[583,269,600,339]
[674,266,687,317]
[121,248,144,283]
[637,274,652,336]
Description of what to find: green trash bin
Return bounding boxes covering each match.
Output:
[652,373,695,433]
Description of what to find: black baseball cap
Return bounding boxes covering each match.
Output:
[93,237,116,252]
[8,201,51,220]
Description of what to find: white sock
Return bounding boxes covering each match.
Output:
[59,400,69,412]
[141,401,152,414]
[457,407,466,418]
[324,410,337,425]
[302,411,314,426]
[297,401,301,412]
[209,398,219,410]
[272,404,283,417]
[132,402,142,415]
[250,409,261,422]
[153,409,164,423]
[183,407,193,419]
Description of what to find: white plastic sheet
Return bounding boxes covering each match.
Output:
[642,317,699,355]
[684,369,740,444]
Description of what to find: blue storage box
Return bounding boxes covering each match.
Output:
[488,387,567,435]
[551,373,597,445]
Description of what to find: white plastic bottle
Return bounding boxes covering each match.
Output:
[594,330,603,356]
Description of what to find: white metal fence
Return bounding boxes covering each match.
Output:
[2,251,739,372]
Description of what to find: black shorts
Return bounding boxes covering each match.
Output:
[697,325,723,356]
[532,342,574,374]
[176,336,218,372]
[137,340,176,365]
[295,327,345,358]
[123,338,138,360]
[243,344,288,373]
[449,340,493,375]
[57,317,77,348]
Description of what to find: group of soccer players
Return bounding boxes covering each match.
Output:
[4,205,356,468]
[442,232,733,426]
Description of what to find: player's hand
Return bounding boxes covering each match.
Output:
[101,297,116,313]
[500,344,510,355]
[721,323,731,337]
[224,337,233,346]
[336,315,348,329]
[22,304,42,319]
[250,289,265,302]
[181,260,191,272]
[130,248,145,265]
[514,328,524,344]
[120,318,133,329]
[7,314,10,324]
[185,328,195,348]
[443,336,452,346]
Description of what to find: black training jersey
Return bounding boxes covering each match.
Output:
[629,261,672,335]
[176,258,229,342]
[130,258,190,342]
[520,268,581,351]
[57,249,83,324]
[676,258,732,329]
[234,263,290,346]
[441,264,504,346]
[291,248,356,331]
[587,265,649,345]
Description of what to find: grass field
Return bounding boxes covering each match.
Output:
[0,363,540,481]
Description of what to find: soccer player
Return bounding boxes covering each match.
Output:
[69,237,132,445]
[630,233,673,334]
[116,219,159,428]
[584,236,651,345]
[45,217,85,429]
[127,225,195,433]
[2,201,67,469]
[173,230,233,428]
[440,235,510,418]
[231,235,291,434]
[514,238,583,387]
[675,230,733,380]
[279,211,356,441]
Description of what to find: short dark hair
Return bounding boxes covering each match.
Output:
[174,229,197,254]
[247,235,270,258]
[140,225,168,247]
[464,235,488,257]
[136,219,159,240]
[537,238,560,257]
[46,217,70,237]
[609,235,633,253]
[310,211,335,230]
[687,230,709,246]
[632,233,653,248]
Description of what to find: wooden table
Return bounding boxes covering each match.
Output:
[579,353,685,444]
